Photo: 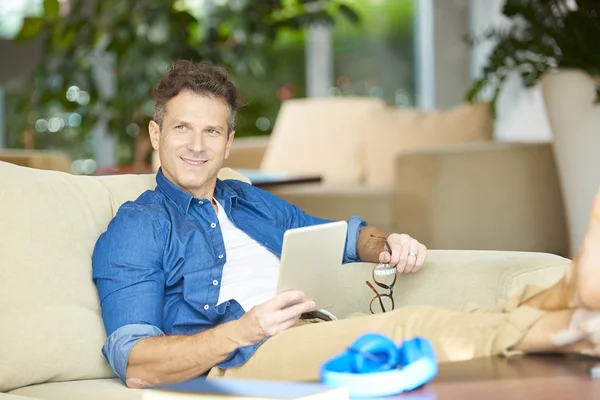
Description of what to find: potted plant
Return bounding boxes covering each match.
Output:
[467,0,600,255]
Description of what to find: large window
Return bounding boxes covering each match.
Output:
[332,0,414,106]
[233,0,415,140]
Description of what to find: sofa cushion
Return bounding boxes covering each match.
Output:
[0,394,40,400]
[0,162,248,392]
[329,250,568,318]
[364,102,494,185]
[260,97,389,184]
[9,379,141,400]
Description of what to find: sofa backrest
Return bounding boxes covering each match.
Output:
[260,97,389,184]
[0,149,73,173]
[363,102,493,185]
[0,161,247,392]
[260,98,493,186]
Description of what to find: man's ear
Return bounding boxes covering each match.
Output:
[225,130,236,159]
[149,120,160,150]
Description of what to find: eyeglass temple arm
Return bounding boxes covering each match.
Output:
[365,280,387,312]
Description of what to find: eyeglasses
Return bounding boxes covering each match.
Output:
[366,263,396,314]
[365,241,396,314]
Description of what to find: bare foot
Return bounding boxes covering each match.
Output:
[568,189,600,309]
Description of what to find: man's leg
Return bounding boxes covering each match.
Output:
[211,190,600,381]
[210,302,547,381]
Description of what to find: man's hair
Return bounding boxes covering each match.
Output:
[152,60,244,134]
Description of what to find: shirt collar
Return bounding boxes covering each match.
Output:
[156,168,238,215]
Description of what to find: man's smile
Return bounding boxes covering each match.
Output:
[180,157,208,167]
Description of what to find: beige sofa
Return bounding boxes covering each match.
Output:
[220,98,568,256]
[0,161,570,400]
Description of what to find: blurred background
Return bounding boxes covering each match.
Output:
[1,0,599,257]
[0,0,416,173]
[1,0,549,174]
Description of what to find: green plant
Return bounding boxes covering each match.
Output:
[14,0,359,166]
[467,0,600,114]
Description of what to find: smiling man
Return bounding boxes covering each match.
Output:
[150,84,235,202]
[92,60,600,389]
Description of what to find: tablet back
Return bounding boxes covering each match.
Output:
[277,220,348,310]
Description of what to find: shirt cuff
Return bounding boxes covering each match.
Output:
[343,216,368,263]
[102,324,165,383]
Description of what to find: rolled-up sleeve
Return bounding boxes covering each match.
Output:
[92,205,167,379]
[343,215,368,263]
[103,324,165,382]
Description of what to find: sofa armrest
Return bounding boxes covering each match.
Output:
[223,135,270,170]
[328,250,569,318]
[391,142,568,256]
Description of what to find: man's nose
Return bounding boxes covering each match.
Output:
[187,131,205,152]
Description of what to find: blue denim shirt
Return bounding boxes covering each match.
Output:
[92,169,367,382]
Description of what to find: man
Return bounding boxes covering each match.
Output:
[93,60,600,389]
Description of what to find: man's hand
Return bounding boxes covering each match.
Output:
[233,290,315,347]
[379,233,427,274]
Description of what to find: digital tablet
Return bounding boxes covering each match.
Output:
[276,220,348,309]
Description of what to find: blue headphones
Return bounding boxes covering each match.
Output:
[320,333,438,398]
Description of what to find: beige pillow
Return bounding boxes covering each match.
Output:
[364,102,494,185]
[0,162,247,392]
[260,97,389,184]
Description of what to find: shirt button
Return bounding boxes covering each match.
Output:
[203,304,209,310]
[198,200,203,205]
[210,223,217,228]
[212,280,218,285]
[218,254,224,259]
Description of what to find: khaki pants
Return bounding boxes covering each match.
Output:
[208,286,546,381]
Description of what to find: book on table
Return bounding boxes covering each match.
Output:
[141,378,349,400]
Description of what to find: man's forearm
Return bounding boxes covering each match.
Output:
[126,321,241,388]
[357,226,388,262]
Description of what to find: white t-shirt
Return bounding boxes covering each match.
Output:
[215,200,281,311]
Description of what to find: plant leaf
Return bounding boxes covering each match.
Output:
[338,4,360,24]
[44,0,60,18]
[16,18,46,41]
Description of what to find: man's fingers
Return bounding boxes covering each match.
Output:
[274,313,307,335]
[413,243,428,272]
[379,251,390,264]
[276,299,316,323]
[392,234,410,273]
[404,239,420,273]
[266,290,306,311]
[277,316,301,333]
[388,235,401,266]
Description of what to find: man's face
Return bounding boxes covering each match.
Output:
[149,90,235,199]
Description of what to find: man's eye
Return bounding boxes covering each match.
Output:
[175,125,187,131]
[207,129,220,135]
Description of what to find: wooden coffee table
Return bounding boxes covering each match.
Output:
[397,355,600,399]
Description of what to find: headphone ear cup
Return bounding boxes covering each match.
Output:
[348,333,398,373]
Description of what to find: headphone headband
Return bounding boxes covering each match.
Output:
[320,334,438,398]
